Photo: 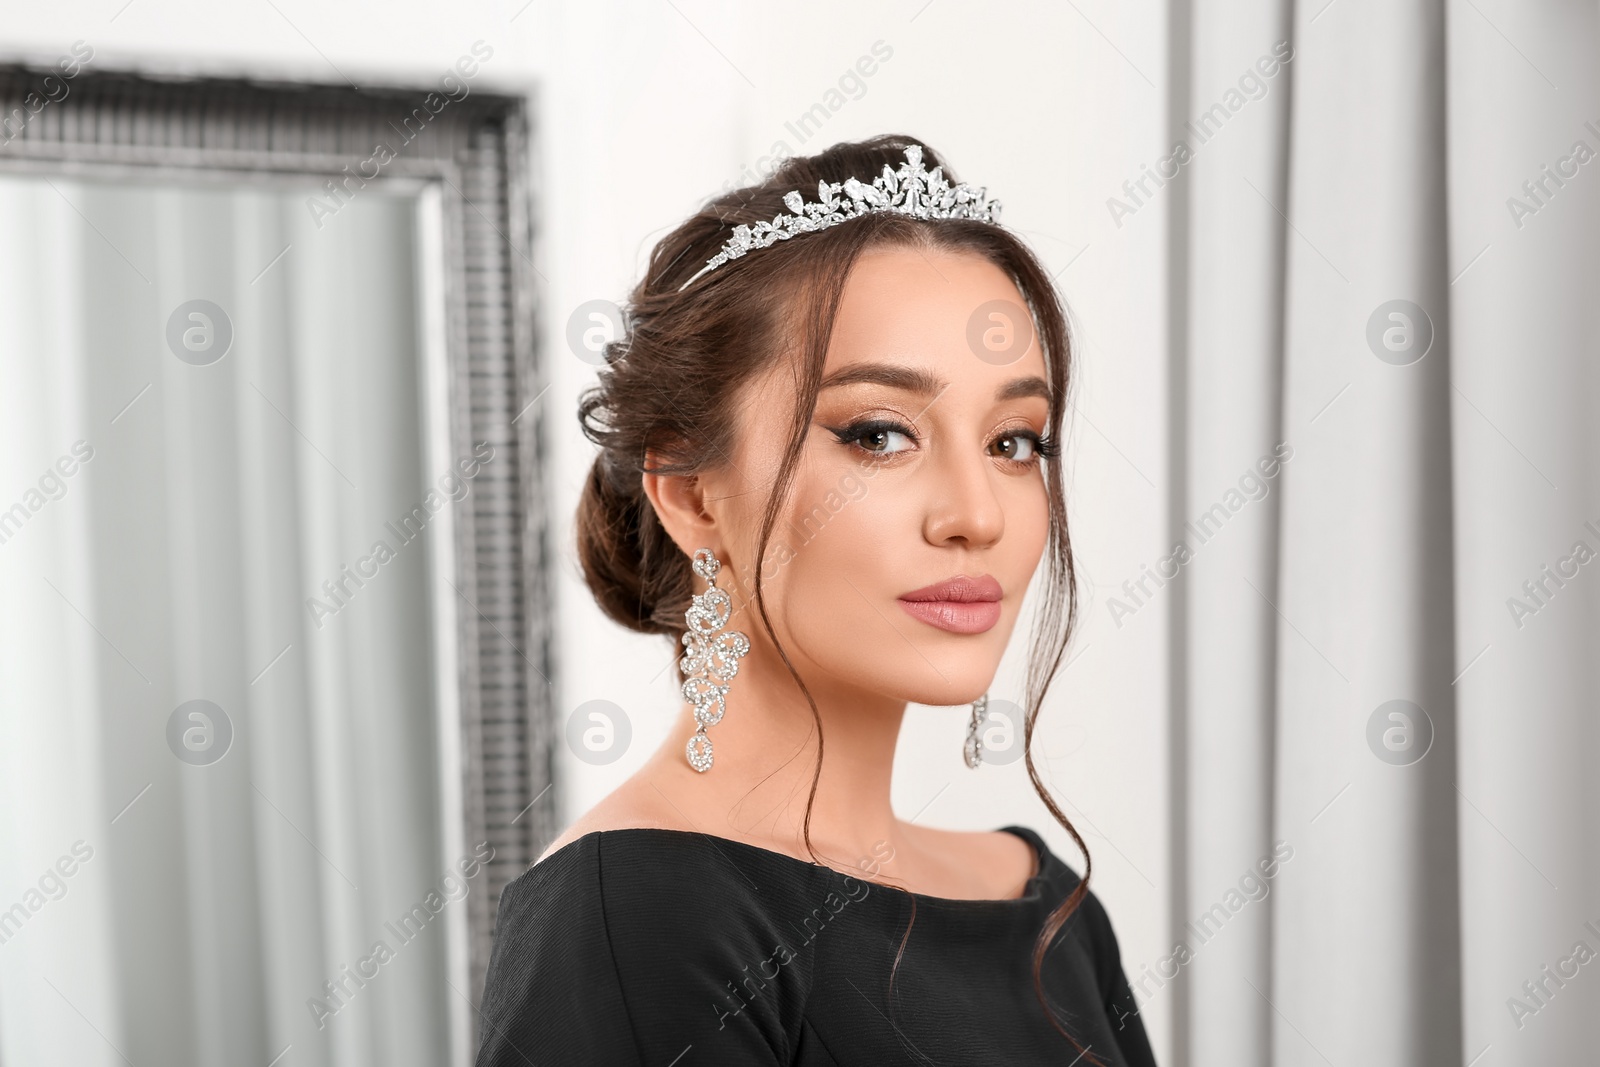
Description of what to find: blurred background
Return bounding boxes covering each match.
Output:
[0,2,1595,1066]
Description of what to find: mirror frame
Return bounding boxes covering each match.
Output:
[0,59,556,1031]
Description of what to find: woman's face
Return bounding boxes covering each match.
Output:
[721,243,1054,707]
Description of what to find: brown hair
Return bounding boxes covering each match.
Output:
[575,133,1099,1062]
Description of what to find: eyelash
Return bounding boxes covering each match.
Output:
[829,418,1059,467]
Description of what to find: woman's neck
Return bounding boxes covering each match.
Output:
[636,639,914,868]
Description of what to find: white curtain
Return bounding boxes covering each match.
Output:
[0,176,458,1067]
[1178,2,1599,1064]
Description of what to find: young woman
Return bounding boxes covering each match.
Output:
[474,135,1157,1066]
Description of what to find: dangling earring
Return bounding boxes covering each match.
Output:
[963,693,989,769]
[681,547,750,773]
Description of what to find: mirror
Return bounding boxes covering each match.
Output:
[0,67,548,1067]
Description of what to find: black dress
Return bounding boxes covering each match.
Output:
[474,825,1158,1065]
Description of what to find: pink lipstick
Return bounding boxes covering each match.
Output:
[897,574,1003,634]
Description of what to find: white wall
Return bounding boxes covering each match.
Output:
[3,0,1176,1057]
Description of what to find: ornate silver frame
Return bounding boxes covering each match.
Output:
[0,61,556,1032]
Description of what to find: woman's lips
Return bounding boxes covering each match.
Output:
[897,574,1003,634]
[896,598,1002,634]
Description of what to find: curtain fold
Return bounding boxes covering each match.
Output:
[1180,3,1293,1066]
[1176,2,1599,1064]
[1270,2,1462,1064]
[1447,1,1600,1062]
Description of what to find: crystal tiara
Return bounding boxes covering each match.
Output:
[677,143,1003,291]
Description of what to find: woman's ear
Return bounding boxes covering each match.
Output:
[641,451,719,561]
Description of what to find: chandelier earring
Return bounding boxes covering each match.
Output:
[963,692,990,769]
[681,547,750,773]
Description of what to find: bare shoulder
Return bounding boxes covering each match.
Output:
[534,777,690,865]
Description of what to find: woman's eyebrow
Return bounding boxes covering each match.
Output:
[820,362,1050,403]
[996,375,1051,402]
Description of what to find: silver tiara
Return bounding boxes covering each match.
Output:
[678,143,1002,291]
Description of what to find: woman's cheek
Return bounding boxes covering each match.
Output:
[1010,478,1052,574]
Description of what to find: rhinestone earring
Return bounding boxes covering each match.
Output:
[681,547,750,773]
[963,693,990,769]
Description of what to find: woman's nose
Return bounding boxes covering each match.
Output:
[920,439,1006,549]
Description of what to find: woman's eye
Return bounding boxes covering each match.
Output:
[992,432,1039,463]
[994,434,1034,461]
[835,420,917,456]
